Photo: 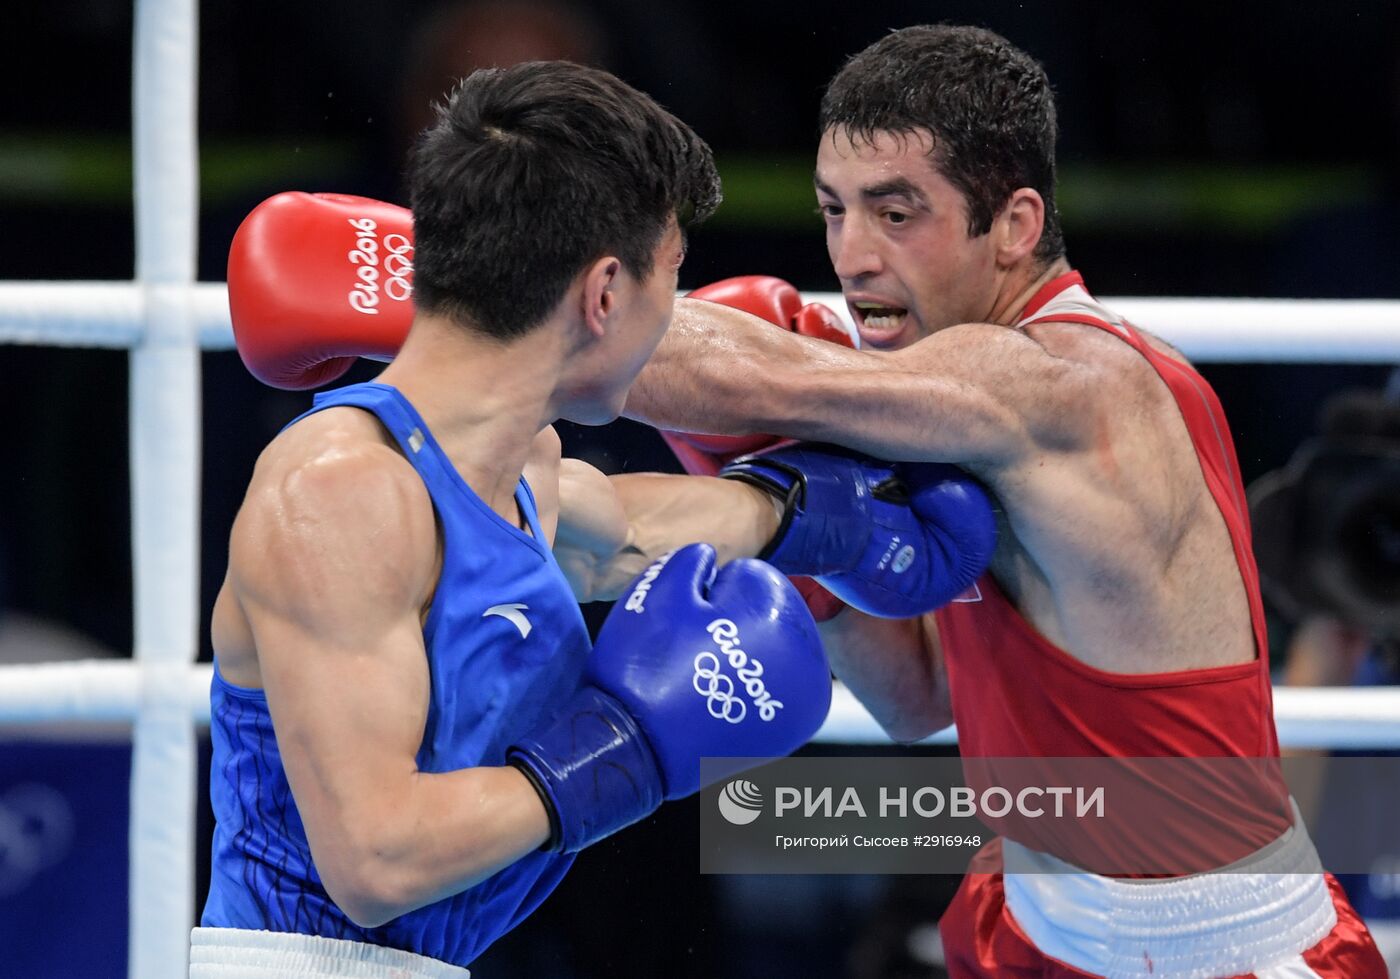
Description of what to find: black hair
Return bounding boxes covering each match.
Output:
[409,60,721,338]
[820,25,1064,264]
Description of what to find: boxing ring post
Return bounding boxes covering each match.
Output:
[129,0,201,976]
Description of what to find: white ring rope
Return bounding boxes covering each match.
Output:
[0,282,237,349]
[0,662,1397,750]
[1,283,1399,363]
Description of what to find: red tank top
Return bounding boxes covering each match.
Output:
[933,272,1280,762]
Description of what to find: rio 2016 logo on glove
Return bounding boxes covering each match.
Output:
[346,217,413,316]
[691,618,784,723]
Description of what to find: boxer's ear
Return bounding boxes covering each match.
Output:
[579,256,622,338]
[994,187,1044,268]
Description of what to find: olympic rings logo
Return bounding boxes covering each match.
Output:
[382,234,414,288]
[346,217,414,315]
[693,651,747,724]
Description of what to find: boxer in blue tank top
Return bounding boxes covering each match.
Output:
[199,65,754,976]
[201,61,994,976]
[202,383,589,963]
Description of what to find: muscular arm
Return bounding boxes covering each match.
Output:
[820,610,953,743]
[554,458,781,603]
[230,432,550,928]
[626,299,1095,467]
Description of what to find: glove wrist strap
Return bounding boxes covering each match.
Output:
[508,757,563,851]
[719,463,810,568]
[507,686,664,853]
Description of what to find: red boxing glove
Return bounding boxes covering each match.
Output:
[660,276,855,622]
[227,192,416,390]
[659,276,856,476]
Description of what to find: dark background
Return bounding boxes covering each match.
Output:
[0,1,1397,976]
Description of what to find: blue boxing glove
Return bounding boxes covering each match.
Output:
[508,544,832,853]
[720,444,997,619]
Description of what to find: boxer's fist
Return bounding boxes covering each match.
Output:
[508,544,831,852]
[691,275,855,350]
[658,276,856,476]
[721,445,998,619]
[228,192,416,389]
[790,300,856,348]
[588,545,831,797]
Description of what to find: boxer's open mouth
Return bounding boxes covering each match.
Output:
[852,301,909,344]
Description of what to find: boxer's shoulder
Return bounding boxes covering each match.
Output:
[257,405,416,493]
[522,425,563,544]
[1020,317,1186,423]
[1027,312,1193,376]
[524,424,562,475]
[235,411,437,605]
[1022,317,1153,377]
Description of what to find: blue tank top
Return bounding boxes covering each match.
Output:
[202,382,590,967]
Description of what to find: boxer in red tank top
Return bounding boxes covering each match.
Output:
[627,25,1386,978]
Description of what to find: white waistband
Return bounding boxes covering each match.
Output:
[1001,802,1337,979]
[189,927,470,979]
